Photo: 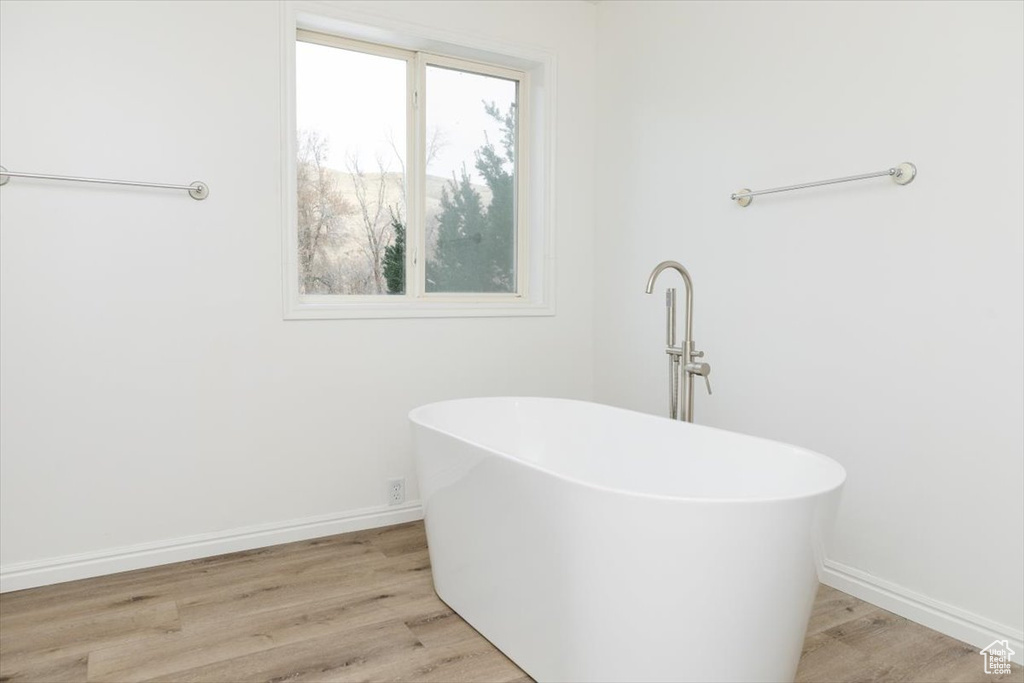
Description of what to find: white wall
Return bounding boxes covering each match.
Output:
[0,0,597,585]
[594,0,1022,653]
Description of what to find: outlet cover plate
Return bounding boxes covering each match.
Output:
[387,478,405,506]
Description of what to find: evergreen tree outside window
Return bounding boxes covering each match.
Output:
[425,68,517,294]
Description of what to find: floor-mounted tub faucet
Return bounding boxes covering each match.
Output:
[645,261,711,422]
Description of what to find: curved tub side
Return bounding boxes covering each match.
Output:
[412,417,842,682]
[413,425,574,677]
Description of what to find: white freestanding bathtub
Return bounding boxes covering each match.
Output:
[409,397,846,683]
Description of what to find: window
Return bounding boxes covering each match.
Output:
[295,36,409,297]
[284,20,551,319]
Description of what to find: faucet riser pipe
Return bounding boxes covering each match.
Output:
[681,340,694,423]
[686,361,695,423]
[669,356,679,420]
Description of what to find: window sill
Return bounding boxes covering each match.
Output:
[283,299,555,320]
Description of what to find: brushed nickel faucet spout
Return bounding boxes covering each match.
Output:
[645,260,711,423]
[645,260,694,349]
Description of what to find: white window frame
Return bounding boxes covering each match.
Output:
[281,3,555,319]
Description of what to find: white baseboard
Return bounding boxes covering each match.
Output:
[0,502,424,593]
[820,559,1023,665]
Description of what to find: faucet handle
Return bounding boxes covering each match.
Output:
[690,349,704,360]
[685,361,713,395]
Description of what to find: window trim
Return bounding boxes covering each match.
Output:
[281,3,555,320]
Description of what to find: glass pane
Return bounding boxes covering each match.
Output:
[424,65,517,293]
[296,40,407,295]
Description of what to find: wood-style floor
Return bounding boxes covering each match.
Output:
[0,522,1020,683]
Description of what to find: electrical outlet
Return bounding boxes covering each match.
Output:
[387,478,405,506]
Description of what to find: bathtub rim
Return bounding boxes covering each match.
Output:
[409,396,847,505]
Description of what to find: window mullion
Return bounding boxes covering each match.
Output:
[409,52,427,300]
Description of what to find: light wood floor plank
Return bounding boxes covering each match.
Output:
[88,588,402,682]
[144,620,423,683]
[0,651,89,683]
[1,521,1020,683]
[795,630,904,683]
[1,600,180,663]
[804,584,881,636]
[390,639,525,683]
[172,553,385,626]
